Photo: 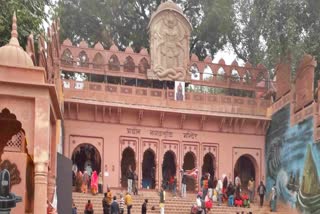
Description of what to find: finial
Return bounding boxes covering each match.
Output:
[9,12,20,46]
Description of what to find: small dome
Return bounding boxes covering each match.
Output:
[0,13,34,67]
[157,0,183,14]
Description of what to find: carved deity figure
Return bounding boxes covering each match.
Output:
[148,1,192,81]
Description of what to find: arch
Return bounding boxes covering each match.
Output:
[203,65,213,81]
[124,56,135,73]
[190,64,200,80]
[234,154,257,189]
[71,143,102,174]
[78,51,89,67]
[162,150,176,188]
[231,69,240,82]
[142,149,156,189]
[202,152,216,179]
[121,147,136,188]
[138,58,150,74]
[243,70,252,84]
[108,54,120,71]
[183,151,196,191]
[217,67,226,81]
[61,49,73,66]
[92,53,104,69]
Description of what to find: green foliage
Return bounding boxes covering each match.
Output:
[0,0,52,48]
[57,0,234,59]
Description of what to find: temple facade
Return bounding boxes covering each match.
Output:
[61,1,271,192]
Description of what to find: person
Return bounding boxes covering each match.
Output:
[196,194,202,214]
[125,192,133,214]
[72,201,77,214]
[133,171,138,195]
[111,196,120,214]
[84,200,94,214]
[75,171,83,192]
[213,177,218,189]
[98,172,103,194]
[181,171,187,198]
[234,184,243,207]
[215,177,223,206]
[222,176,228,201]
[159,187,165,214]
[91,171,98,195]
[205,192,213,211]
[172,176,177,197]
[226,182,235,207]
[248,178,254,202]
[270,184,277,212]
[235,175,241,187]
[127,165,134,194]
[242,192,250,208]
[202,174,208,200]
[107,188,113,211]
[257,181,266,207]
[208,174,213,200]
[141,199,148,214]
[119,193,125,214]
[102,192,109,214]
[82,171,89,193]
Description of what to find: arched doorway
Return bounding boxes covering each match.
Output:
[234,155,256,189]
[202,153,215,179]
[121,147,136,188]
[71,144,102,174]
[142,149,156,189]
[162,150,176,188]
[183,152,196,191]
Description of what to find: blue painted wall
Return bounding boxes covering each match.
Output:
[266,104,320,213]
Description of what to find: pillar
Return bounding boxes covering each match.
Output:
[34,162,48,214]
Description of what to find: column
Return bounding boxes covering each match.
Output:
[34,162,49,214]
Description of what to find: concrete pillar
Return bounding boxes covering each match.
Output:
[34,162,48,214]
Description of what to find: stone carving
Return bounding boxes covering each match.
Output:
[294,54,317,112]
[0,160,21,188]
[148,2,191,81]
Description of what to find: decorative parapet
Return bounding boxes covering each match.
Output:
[62,80,270,117]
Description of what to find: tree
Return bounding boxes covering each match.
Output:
[0,0,53,48]
[228,0,320,80]
[58,0,234,60]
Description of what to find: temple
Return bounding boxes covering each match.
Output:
[0,1,320,214]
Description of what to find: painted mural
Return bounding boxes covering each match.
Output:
[266,104,320,214]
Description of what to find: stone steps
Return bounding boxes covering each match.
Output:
[73,191,291,214]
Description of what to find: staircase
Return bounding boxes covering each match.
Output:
[73,190,292,214]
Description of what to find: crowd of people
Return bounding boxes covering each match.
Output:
[73,169,103,195]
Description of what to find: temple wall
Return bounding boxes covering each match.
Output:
[266,104,320,213]
[64,119,265,190]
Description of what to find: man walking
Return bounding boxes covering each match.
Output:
[159,187,165,214]
[181,171,187,198]
[141,199,148,214]
[127,165,134,194]
[248,178,255,202]
[257,181,266,207]
[125,192,133,214]
[111,196,120,214]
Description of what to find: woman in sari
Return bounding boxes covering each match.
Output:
[91,171,98,195]
[75,171,83,192]
[82,171,89,193]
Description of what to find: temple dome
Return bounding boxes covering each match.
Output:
[0,13,34,67]
[157,0,184,14]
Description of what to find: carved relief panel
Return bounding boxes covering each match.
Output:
[148,2,192,81]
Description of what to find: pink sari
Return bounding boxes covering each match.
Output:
[91,171,98,195]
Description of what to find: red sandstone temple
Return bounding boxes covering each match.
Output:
[0,1,319,214]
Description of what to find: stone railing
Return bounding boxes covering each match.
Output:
[63,80,271,117]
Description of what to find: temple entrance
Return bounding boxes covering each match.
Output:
[142,149,156,189]
[121,147,136,188]
[162,150,176,189]
[202,153,215,179]
[71,144,101,175]
[234,155,256,189]
[183,152,196,191]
